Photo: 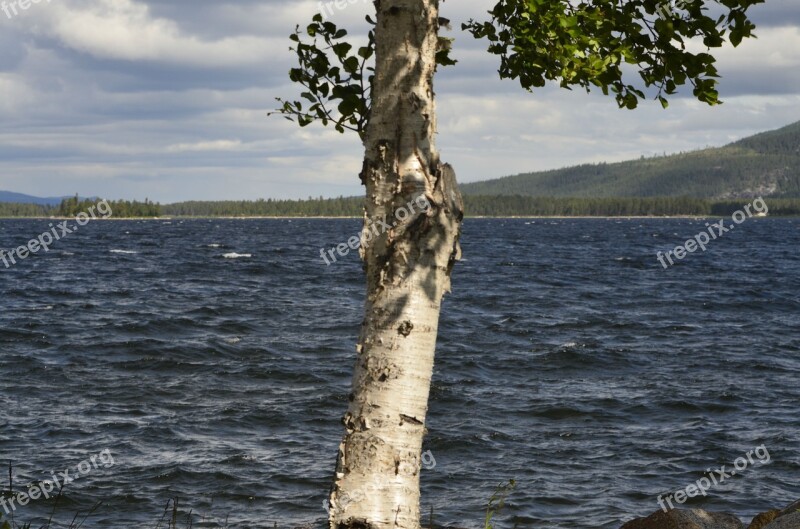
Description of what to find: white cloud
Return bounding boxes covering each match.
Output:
[30,0,279,66]
[167,140,244,153]
[0,0,797,202]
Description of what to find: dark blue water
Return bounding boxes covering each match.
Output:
[1,218,798,529]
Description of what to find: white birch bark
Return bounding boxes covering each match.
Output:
[329,1,463,529]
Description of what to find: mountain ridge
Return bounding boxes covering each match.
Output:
[0,191,73,206]
[460,120,800,199]
[3,121,799,204]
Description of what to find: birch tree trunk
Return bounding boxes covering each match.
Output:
[329,1,463,529]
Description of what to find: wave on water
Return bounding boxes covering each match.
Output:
[19,305,54,312]
[1,218,798,529]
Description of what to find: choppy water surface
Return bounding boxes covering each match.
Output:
[1,218,798,528]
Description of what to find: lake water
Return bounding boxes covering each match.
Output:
[1,218,798,528]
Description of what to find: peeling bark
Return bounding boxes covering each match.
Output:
[329,1,463,529]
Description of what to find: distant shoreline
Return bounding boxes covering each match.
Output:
[0,215,793,220]
[4,195,800,218]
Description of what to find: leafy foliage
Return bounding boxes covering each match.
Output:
[484,479,516,529]
[269,13,457,137]
[463,0,764,108]
[269,14,376,137]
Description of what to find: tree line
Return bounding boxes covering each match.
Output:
[2,195,800,218]
[0,197,160,218]
[161,196,362,217]
[161,195,800,217]
[57,196,161,217]
[459,148,800,199]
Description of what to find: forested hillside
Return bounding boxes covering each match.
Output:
[3,196,800,218]
[5,118,800,221]
[0,197,159,218]
[0,202,53,217]
[461,121,800,199]
[161,197,362,217]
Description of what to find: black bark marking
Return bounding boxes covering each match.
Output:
[397,320,414,337]
[364,355,398,383]
[337,519,373,529]
[399,413,423,426]
[342,412,356,432]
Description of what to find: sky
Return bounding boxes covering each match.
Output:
[0,0,799,203]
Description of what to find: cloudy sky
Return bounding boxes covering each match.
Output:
[0,0,798,203]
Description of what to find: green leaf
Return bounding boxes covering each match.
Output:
[332,42,353,59]
[343,56,360,75]
[270,14,373,138]
[436,49,458,67]
[464,0,763,109]
[358,46,373,60]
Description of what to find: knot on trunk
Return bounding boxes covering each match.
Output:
[397,320,414,336]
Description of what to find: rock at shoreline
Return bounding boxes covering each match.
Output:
[779,500,800,518]
[620,508,745,529]
[762,512,800,529]
[747,511,781,529]
[748,498,800,529]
